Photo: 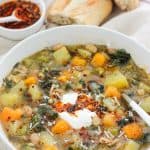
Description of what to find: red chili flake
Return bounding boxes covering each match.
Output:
[0,0,41,29]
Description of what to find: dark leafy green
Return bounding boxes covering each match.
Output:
[109,49,131,66]
[117,116,133,127]
[3,78,15,89]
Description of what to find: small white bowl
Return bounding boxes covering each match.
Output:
[0,0,46,41]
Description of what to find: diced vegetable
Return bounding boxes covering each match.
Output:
[109,49,131,66]
[10,80,27,94]
[21,144,36,150]
[104,71,129,89]
[7,120,21,136]
[28,84,42,101]
[71,56,86,66]
[123,140,140,150]
[103,98,117,111]
[105,86,121,99]
[57,70,71,83]
[102,113,117,127]
[85,44,97,53]
[25,76,37,86]
[122,123,143,139]
[91,53,107,67]
[77,49,92,58]
[140,97,150,113]
[0,92,23,107]
[51,119,71,134]
[139,82,150,93]
[94,67,105,76]
[0,107,22,122]
[107,127,119,136]
[42,144,58,150]
[53,47,71,65]
[40,131,55,145]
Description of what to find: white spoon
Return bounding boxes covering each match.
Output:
[123,94,150,126]
[0,10,22,23]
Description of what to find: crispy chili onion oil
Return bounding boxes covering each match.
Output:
[0,0,40,29]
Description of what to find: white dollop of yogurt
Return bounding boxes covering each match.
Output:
[61,92,78,105]
[59,108,96,129]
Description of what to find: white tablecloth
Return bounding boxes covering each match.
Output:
[0,1,150,56]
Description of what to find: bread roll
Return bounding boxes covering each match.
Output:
[47,0,113,25]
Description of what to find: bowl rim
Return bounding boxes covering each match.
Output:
[0,25,150,150]
[1,25,150,64]
[0,0,46,32]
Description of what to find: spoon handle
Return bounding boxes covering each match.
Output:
[123,94,150,126]
[0,16,18,23]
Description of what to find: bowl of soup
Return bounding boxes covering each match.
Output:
[0,25,149,150]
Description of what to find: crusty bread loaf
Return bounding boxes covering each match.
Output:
[48,0,113,25]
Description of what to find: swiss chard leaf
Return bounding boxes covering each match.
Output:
[109,49,131,66]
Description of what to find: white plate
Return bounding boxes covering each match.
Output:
[0,25,149,150]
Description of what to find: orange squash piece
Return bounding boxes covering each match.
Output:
[105,86,121,99]
[51,119,71,134]
[43,144,58,150]
[102,113,117,127]
[24,76,37,86]
[91,53,106,67]
[0,107,22,122]
[122,123,143,139]
[57,70,71,83]
[71,56,86,67]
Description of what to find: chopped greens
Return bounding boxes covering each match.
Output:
[109,49,131,66]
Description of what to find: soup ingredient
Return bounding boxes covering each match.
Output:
[140,97,150,113]
[0,107,22,122]
[0,92,23,107]
[53,47,71,65]
[85,44,97,53]
[105,86,121,99]
[103,98,117,111]
[122,123,143,139]
[102,113,117,127]
[57,70,72,83]
[28,84,42,101]
[25,76,37,86]
[43,144,58,150]
[71,56,86,66]
[78,49,92,58]
[123,140,140,150]
[51,119,71,134]
[30,133,40,145]
[40,131,55,145]
[109,49,131,66]
[91,53,107,67]
[0,1,40,29]
[59,109,96,129]
[88,81,104,93]
[61,92,78,104]
[104,71,129,89]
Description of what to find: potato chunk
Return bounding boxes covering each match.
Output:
[104,71,128,89]
[53,47,71,65]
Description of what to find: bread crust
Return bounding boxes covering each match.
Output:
[48,0,113,25]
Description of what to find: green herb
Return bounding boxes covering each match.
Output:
[65,83,72,90]
[30,114,44,132]
[38,105,58,120]
[3,78,15,89]
[109,49,131,66]
[140,133,150,144]
[117,116,133,127]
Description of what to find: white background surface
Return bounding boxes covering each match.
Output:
[0,0,150,56]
